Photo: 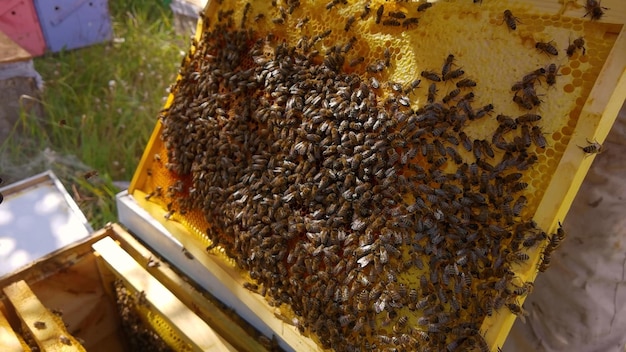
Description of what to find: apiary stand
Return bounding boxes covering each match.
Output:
[116,190,316,352]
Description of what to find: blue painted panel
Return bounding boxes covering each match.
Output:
[34,0,112,52]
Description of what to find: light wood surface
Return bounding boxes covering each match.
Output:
[93,236,238,352]
[3,281,85,352]
[0,226,126,352]
[0,301,24,352]
[109,223,268,352]
[0,31,31,63]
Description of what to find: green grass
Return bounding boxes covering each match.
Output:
[0,0,188,228]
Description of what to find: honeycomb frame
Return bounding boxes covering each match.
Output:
[129,1,626,351]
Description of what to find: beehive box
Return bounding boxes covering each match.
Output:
[0,223,269,352]
[0,0,46,56]
[33,0,112,52]
[126,0,626,351]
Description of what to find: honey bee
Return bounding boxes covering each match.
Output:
[411,328,430,342]
[476,159,495,173]
[349,56,365,67]
[517,154,539,170]
[421,70,441,82]
[472,139,483,159]
[566,37,586,56]
[480,139,495,158]
[147,256,161,268]
[474,103,494,120]
[495,114,516,130]
[536,40,559,56]
[295,16,309,29]
[418,2,433,12]
[403,17,419,29]
[404,78,421,94]
[503,10,521,30]
[164,210,175,220]
[317,29,332,40]
[443,68,465,81]
[579,139,603,154]
[344,16,356,31]
[427,83,438,103]
[512,195,527,216]
[59,335,72,346]
[361,1,371,19]
[511,81,526,92]
[507,251,530,263]
[511,182,528,193]
[82,170,98,179]
[539,250,552,272]
[531,126,547,148]
[441,89,460,105]
[546,63,559,86]
[516,113,541,124]
[456,78,476,88]
[393,316,409,333]
[460,92,475,104]
[446,146,463,164]
[507,302,529,322]
[555,221,567,241]
[391,81,407,94]
[513,94,533,110]
[353,316,365,333]
[458,100,475,119]
[389,11,406,19]
[524,85,542,106]
[243,282,259,293]
[240,2,251,27]
[376,5,384,24]
[584,0,608,21]
[522,231,547,248]
[459,132,472,151]
[526,66,547,81]
[182,247,194,259]
[512,282,534,296]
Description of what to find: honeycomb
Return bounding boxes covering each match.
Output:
[130,0,620,351]
[114,280,191,352]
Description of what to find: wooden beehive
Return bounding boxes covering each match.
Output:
[124,0,626,351]
[0,224,269,352]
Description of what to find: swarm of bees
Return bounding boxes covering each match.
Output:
[150,1,608,351]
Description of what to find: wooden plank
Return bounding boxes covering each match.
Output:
[3,281,85,352]
[0,302,25,352]
[27,251,127,352]
[0,31,31,63]
[0,224,111,288]
[0,223,127,352]
[520,0,626,24]
[108,223,268,352]
[92,236,237,352]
